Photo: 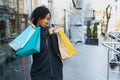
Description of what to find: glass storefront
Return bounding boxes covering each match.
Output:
[0,0,31,80]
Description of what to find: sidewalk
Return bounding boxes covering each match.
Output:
[63,39,108,80]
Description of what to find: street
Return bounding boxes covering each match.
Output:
[63,43,108,80]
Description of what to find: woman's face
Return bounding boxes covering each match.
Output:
[38,13,50,27]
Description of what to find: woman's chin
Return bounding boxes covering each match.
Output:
[43,25,48,27]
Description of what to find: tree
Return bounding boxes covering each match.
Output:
[86,21,92,38]
[105,4,112,33]
[93,23,98,39]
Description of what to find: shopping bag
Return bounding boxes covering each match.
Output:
[56,30,77,59]
[16,27,40,57]
[8,25,35,51]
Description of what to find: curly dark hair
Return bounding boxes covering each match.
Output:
[30,6,51,26]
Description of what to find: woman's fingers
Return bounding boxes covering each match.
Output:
[49,27,56,34]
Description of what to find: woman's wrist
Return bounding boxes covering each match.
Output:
[49,27,56,34]
[49,30,54,34]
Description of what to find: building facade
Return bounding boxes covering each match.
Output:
[0,1,29,79]
[0,0,29,45]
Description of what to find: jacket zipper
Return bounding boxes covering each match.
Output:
[46,39,54,80]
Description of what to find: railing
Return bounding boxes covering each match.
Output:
[0,37,16,46]
[102,32,120,80]
[102,42,120,80]
[109,32,120,41]
[0,36,16,41]
[102,42,120,54]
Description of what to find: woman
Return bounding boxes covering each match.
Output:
[30,6,63,80]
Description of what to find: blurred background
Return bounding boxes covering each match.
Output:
[0,0,120,80]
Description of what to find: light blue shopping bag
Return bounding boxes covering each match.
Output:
[8,25,35,51]
[16,27,40,57]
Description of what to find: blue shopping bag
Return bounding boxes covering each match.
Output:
[16,27,40,57]
[8,25,35,51]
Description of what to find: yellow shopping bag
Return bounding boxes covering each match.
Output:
[56,30,77,59]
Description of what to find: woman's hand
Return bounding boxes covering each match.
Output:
[28,20,36,28]
[49,27,57,34]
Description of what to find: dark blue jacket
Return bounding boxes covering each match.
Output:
[30,27,63,80]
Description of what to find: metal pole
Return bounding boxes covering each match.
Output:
[115,0,118,29]
[17,0,20,33]
[107,49,110,80]
[29,0,33,63]
[28,1,33,80]
[64,9,66,33]
[48,0,53,26]
[29,0,32,18]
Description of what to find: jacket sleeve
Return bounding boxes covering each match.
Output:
[49,33,60,56]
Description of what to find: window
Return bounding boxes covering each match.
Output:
[0,0,4,5]
[9,0,14,8]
